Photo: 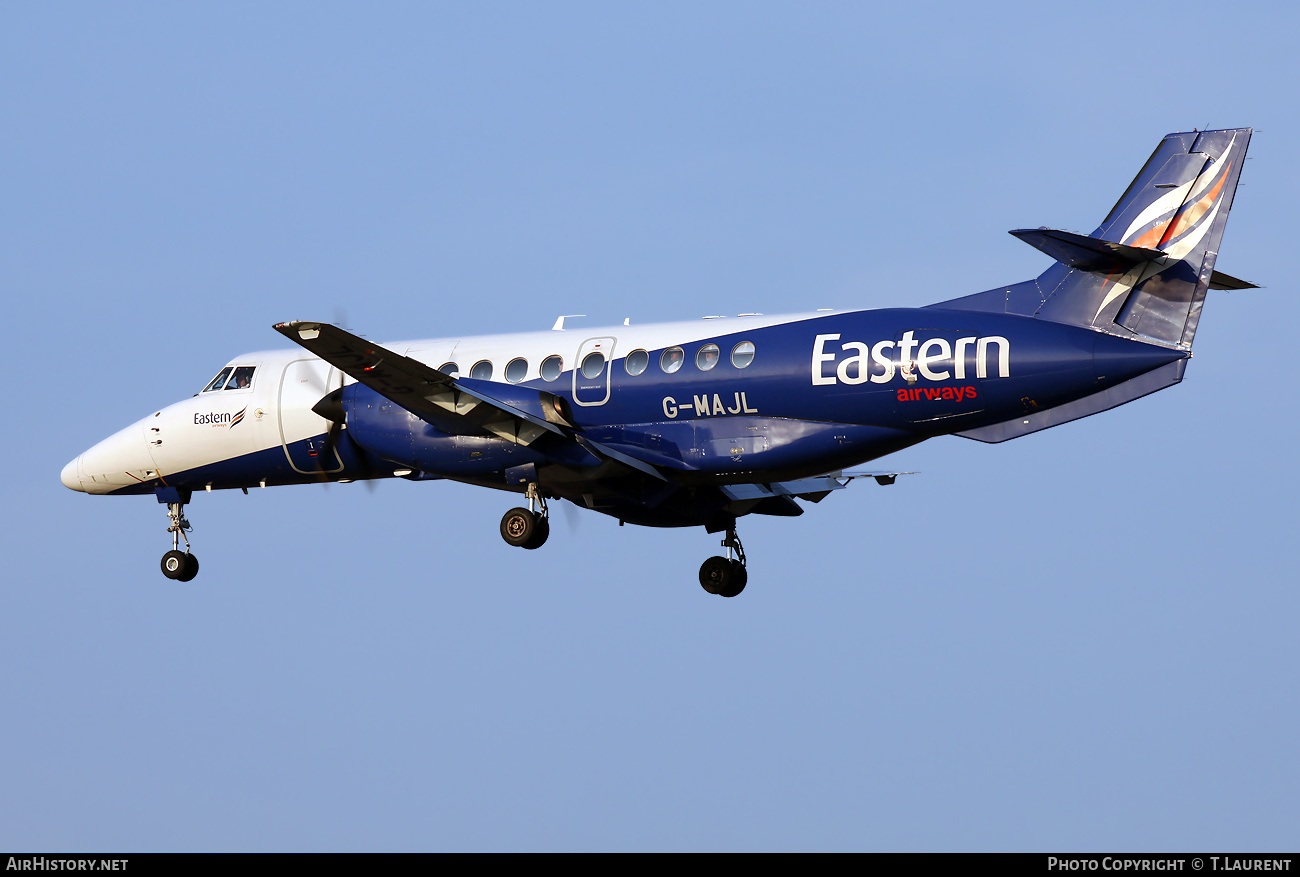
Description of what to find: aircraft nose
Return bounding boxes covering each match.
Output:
[61,455,85,492]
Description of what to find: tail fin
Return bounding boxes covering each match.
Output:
[1029,127,1253,347]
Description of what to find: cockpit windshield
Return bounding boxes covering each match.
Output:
[224,366,256,390]
[202,368,233,393]
[201,365,256,393]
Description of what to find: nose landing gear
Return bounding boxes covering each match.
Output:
[500,483,550,550]
[699,524,747,598]
[160,501,199,581]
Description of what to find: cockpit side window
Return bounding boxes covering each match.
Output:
[224,366,256,390]
[203,368,233,393]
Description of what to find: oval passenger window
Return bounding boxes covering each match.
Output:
[660,347,684,374]
[580,352,606,380]
[540,355,563,382]
[731,341,755,369]
[439,362,460,378]
[624,349,649,376]
[470,361,493,381]
[696,344,720,371]
[505,358,528,383]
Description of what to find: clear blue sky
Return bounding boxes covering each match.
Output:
[4,2,1296,851]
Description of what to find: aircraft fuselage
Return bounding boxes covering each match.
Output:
[62,305,1185,527]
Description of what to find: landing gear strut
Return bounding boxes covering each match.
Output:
[160,501,199,581]
[699,524,747,598]
[500,483,550,550]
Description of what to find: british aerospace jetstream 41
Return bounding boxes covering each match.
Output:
[61,128,1256,597]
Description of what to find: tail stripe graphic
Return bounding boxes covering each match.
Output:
[1159,160,1231,249]
[1124,181,1197,249]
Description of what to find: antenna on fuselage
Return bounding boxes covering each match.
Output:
[552,315,586,331]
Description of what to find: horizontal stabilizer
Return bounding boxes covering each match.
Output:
[1010,227,1167,275]
[956,358,1186,443]
[1207,270,1259,291]
[1012,228,1258,291]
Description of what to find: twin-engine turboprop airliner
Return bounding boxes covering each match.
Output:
[62,127,1256,597]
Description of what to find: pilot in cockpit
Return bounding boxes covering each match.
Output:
[226,367,255,390]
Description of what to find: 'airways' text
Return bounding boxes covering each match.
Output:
[897,385,977,402]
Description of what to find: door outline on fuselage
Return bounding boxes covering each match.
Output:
[278,359,345,474]
[572,336,617,407]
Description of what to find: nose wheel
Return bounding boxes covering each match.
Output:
[160,501,200,581]
[500,483,550,550]
[699,524,747,598]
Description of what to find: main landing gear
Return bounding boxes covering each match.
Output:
[699,524,747,598]
[160,501,199,582]
[500,483,550,550]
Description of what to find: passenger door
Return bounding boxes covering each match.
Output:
[572,336,617,407]
[278,359,344,474]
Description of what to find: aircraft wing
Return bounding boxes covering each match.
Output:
[273,321,569,447]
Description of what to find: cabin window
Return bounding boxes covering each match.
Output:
[580,352,606,380]
[505,358,528,384]
[224,366,256,390]
[540,355,563,382]
[731,341,755,369]
[660,346,685,374]
[439,361,460,378]
[202,368,233,393]
[470,360,493,381]
[624,349,649,376]
[696,344,720,371]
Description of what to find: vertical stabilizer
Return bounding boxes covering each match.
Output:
[1032,128,1252,347]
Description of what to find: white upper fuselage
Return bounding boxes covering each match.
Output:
[61,311,832,495]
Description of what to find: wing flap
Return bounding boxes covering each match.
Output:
[719,470,915,503]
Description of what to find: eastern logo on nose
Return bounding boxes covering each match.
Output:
[193,406,248,428]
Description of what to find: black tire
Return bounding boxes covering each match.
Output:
[523,516,550,550]
[177,553,200,582]
[699,556,733,595]
[500,507,539,547]
[718,560,747,598]
[161,550,188,580]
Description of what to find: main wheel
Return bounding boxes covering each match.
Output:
[717,560,747,598]
[699,556,733,595]
[523,516,550,550]
[161,550,188,580]
[500,507,541,547]
[177,553,200,582]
